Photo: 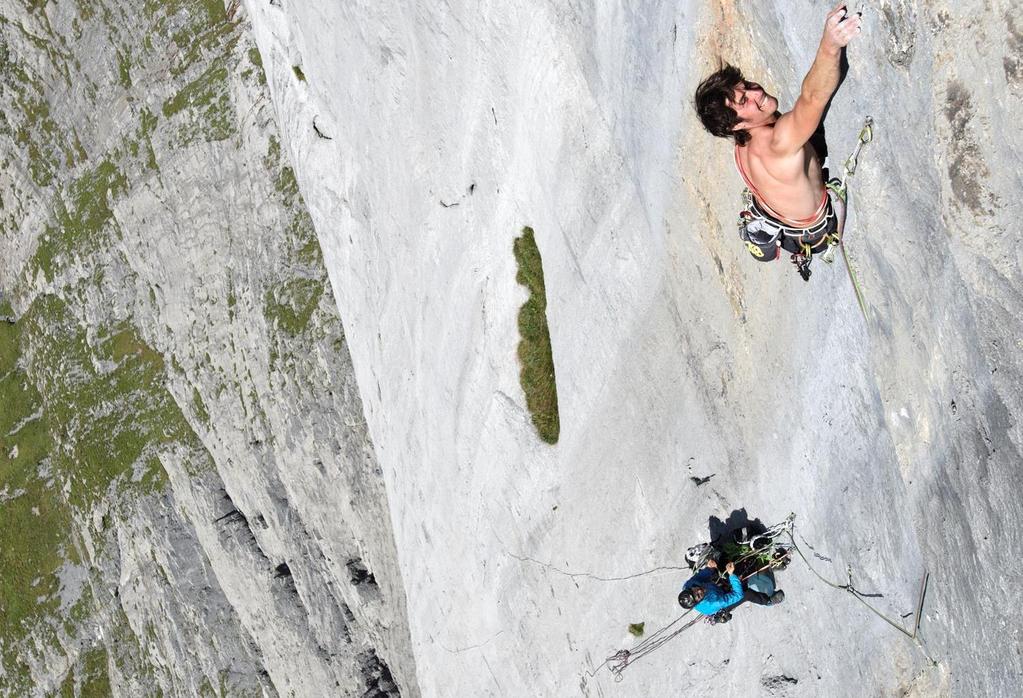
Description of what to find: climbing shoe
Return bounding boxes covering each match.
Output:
[708,610,733,625]
[769,590,785,605]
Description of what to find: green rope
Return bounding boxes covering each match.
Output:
[829,117,874,322]
[840,241,869,320]
[787,528,937,664]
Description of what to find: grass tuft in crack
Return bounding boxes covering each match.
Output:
[514,226,560,444]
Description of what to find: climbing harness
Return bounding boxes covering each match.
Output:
[736,187,840,280]
[735,116,874,292]
[735,152,840,281]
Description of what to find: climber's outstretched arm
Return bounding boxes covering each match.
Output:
[772,3,862,156]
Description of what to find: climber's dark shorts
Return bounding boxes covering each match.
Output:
[743,194,839,262]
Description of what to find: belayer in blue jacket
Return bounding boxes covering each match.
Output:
[678,560,784,615]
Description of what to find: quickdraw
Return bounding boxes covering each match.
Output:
[823,117,873,319]
[841,116,874,192]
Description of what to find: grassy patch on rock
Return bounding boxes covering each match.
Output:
[58,646,111,698]
[0,293,212,689]
[514,227,560,444]
[0,299,69,666]
[145,0,239,144]
[31,159,128,282]
[262,158,328,345]
[264,278,323,337]
[22,301,182,508]
[0,0,270,687]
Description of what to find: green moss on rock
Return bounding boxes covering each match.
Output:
[77,647,112,698]
[161,60,234,143]
[20,301,179,509]
[264,278,324,337]
[31,159,128,282]
[1,289,221,683]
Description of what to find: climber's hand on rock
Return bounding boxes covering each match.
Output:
[823,3,863,50]
[706,559,718,569]
[725,562,736,574]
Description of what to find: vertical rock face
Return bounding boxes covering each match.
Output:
[0,1,414,696]
[245,0,1022,696]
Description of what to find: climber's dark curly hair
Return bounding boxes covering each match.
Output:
[694,63,751,146]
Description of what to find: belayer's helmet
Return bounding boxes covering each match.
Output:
[678,589,698,609]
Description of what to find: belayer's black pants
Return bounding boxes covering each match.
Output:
[743,588,772,605]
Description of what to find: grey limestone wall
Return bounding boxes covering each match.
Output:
[0,1,415,695]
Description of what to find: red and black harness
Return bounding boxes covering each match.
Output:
[734,145,840,280]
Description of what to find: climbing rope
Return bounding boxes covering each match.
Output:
[597,554,792,680]
[596,516,796,681]
[600,611,702,680]
[592,513,935,682]
[823,116,873,320]
[786,524,936,663]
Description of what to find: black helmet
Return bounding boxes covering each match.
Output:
[678,589,698,609]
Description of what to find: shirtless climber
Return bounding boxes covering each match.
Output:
[693,3,864,279]
[678,559,784,618]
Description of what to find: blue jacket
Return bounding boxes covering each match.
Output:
[682,568,744,615]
